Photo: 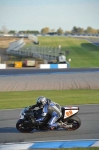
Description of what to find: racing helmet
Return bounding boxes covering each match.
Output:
[36,96,47,108]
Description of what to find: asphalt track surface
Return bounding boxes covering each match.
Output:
[0,105,99,143]
[0,68,99,76]
[0,68,99,143]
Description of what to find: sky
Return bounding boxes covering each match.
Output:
[0,0,99,32]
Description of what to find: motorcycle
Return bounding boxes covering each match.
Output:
[16,106,81,133]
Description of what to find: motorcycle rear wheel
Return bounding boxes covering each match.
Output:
[16,119,33,133]
[63,115,81,130]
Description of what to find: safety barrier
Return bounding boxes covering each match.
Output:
[19,45,60,61]
[40,64,68,69]
[0,64,6,69]
[6,38,68,65]
[0,140,99,150]
[6,39,60,61]
[6,37,66,63]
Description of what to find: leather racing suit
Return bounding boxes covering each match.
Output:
[30,99,62,128]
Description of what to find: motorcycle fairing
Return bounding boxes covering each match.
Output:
[62,107,79,119]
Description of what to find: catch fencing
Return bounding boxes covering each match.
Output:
[6,38,61,62]
[18,45,60,61]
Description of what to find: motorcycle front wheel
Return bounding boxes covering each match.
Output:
[16,119,33,133]
[63,115,81,130]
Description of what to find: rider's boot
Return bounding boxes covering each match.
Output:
[48,125,56,130]
[58,121,73,129]
[57,121,64,128]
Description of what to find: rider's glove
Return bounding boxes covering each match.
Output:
[28,106,32,111]
[42,113,47,117]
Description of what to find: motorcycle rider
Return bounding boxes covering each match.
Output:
[29,96,63,129]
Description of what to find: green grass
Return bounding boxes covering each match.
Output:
[38,36,99,68]
[0,89,99,109]
[42,147,99,150]
[44,148,99,150]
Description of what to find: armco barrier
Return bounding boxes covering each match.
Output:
[40,64,67,69]
[0,64,6,69]
[0,140,99,150]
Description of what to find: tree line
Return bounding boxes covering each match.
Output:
[41,26,99,35]
[0,25,99,35]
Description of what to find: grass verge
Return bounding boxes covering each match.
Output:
[38,36,99,68]
[44,148,99,150]
[0,89,99,109]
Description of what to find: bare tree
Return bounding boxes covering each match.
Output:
[2,25,9,34]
